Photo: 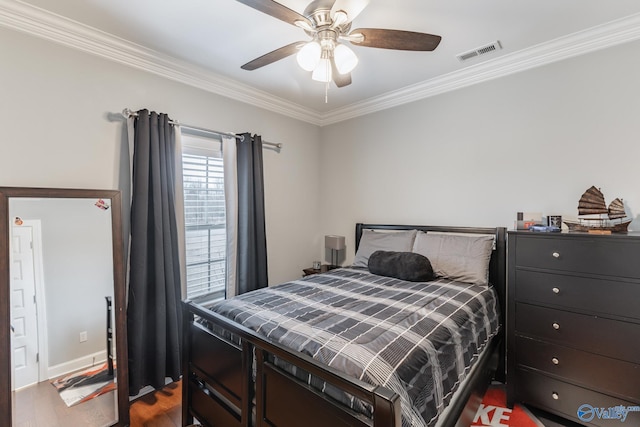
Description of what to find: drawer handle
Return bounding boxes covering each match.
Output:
[552,252,560,258]
[552,357,559,365]
[552,322,560,330]
[552,392,559,400]
[552,287,560,294]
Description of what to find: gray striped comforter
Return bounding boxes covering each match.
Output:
[206,267,500,427]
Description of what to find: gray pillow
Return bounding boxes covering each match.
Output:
[352,229,418,268]
[412,232,494,285]
[368,251,435,282]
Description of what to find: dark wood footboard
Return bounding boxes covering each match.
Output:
[182,301,402,427]
[184,315,251,427]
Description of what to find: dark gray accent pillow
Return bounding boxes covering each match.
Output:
[368,251,435,282]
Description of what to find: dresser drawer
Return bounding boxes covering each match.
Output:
[514,336,640,401]
[514,269,640,320]
[515,303,640,363]
[514,235,640,278]
[514,368,640,427]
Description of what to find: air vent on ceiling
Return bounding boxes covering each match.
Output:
[456,41,502,63]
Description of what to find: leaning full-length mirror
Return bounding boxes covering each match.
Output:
[0,187,128,427]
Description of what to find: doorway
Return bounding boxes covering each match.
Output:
[10,220,48,390]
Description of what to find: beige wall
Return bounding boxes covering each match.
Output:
[3,26,640,275]
[0,27,322,285]
[320,40,640,264]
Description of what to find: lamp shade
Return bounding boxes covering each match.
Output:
[334,44,358,74]
[296,41,321,71]
[325,235,346,250]
[312,57,332,83]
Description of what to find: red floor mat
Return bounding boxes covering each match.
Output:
[472,384,545,427]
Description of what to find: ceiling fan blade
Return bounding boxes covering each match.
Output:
[241,42,304,70]
[349,28,441,51]
[331,57,352,87]
[235,0,312,28]
[331,0,369,22]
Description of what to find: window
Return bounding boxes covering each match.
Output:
[182,133,226,302]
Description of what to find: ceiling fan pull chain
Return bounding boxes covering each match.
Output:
[325,57,330,103]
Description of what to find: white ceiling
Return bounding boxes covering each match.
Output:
[3,0,640,124]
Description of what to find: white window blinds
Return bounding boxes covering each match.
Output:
[182,134,226,301]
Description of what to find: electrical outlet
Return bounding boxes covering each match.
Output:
[79,331,88,342]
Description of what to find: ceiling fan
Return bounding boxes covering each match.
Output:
[235,0,442,88]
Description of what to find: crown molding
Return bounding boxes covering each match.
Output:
[319,12,640,125]
[2,0,639,127]
[0,0,324,126]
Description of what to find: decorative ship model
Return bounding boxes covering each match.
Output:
[563,186,631,233]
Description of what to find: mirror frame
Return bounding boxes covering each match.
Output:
[0,187,129,427]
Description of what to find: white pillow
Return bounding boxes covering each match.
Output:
[412,231,494,285]
[352,229,418,268]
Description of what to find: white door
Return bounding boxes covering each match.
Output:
[10,225,40,390]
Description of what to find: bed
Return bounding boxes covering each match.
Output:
[182,223,506,427]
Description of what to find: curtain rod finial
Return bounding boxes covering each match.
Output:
[122,108,142,119]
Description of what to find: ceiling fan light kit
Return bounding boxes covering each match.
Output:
[298,35,358,82]
[237,0,441,94]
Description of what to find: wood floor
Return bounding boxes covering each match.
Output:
[16,378,580,427]
[129,380,182,427]
[12,379,182,427]
[12,379,118,427]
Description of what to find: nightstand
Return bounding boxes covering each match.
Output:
[302,264,332,277]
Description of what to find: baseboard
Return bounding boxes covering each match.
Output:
[129,377,176,401]
[47,350,107,379]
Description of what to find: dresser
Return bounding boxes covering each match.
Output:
[506,231,640,426]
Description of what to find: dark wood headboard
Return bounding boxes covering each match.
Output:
[354,223,507,381]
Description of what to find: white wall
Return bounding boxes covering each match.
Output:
[0,27,322,285]
[320,40,640,264]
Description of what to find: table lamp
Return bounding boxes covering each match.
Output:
[325,235,346,269]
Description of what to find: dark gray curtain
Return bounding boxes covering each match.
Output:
[127,109,182,395]
[236,133,268,295]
